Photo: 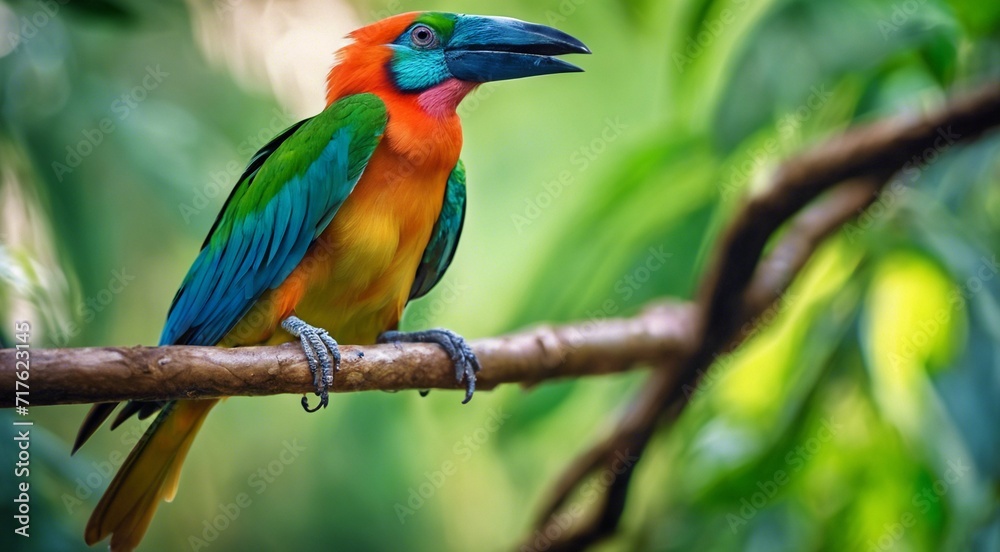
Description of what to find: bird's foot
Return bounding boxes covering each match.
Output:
[282,315,340,413]
[378,328,480,404]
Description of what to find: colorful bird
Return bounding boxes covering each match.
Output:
[72,11,588,551]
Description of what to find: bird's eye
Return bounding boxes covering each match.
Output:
[410,25,437,48]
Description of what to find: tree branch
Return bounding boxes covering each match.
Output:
[524,82,1000,551]
[0,304,694,408]
[529,177,884,533]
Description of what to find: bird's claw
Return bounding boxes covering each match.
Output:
[282,315,340,412]
[378,328,481,403]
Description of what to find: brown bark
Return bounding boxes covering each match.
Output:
[0,304,694,407]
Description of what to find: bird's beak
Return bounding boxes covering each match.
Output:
[445,16,590,83]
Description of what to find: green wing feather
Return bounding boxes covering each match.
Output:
[409,160,467,300]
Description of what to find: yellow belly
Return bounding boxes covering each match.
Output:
[220,143,451,348]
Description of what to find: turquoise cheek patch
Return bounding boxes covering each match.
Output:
[389,48,451,92]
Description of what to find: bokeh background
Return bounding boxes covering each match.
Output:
[1,0,999,550]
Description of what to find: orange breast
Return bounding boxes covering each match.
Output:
[222,105,463,348]
[288,143,452,344]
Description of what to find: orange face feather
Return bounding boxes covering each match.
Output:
[326,13,473,163]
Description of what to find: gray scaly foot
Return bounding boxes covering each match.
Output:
[378,328,481,404]
[282,315,340,412]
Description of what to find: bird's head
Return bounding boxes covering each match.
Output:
[327,12,589,114]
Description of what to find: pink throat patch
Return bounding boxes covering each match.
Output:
[418,79,478,117]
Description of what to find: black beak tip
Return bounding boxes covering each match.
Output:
[547,29,590,56]
[547,57,586,75]
[569,40,592,56]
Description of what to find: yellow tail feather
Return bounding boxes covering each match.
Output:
[85,399,218,551]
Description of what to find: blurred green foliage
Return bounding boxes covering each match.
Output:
[1,0,998,551]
